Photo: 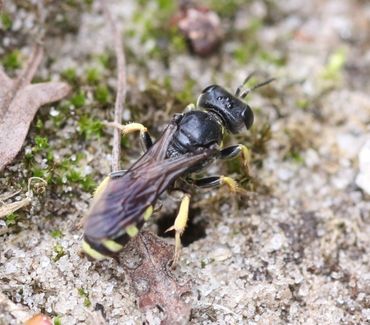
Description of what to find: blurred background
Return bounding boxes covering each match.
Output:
[1,0,370,324]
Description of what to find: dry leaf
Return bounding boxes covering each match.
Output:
[121,231,192,325]
[0,44,71,171]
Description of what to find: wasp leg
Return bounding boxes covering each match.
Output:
[110,122,153,151]
[220,144,251,173]
[192,175,240,193]
[166,193,191,266]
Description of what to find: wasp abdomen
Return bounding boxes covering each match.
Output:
[82,206,152,260]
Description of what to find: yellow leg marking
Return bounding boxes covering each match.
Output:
[82,240,107,260]
[126,224,139,237]
[220,176,240,193]
[106,121,148,139]
[102,240,123,252]
[119,122,147,136]
[166,194,191,265]
[143,205,153,221]
[239,145,251,172]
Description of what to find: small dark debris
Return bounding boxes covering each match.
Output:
[157,208,207,247]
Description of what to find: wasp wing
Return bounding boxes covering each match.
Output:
[84,148,216,241]
[130,115,179,169]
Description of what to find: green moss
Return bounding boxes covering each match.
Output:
[81,175,96,193]
[248,122,272,155]
[51,230,63,238]
[296,98,309,110]
[156,0,175,12]
[171,33,187,52]
[130,2,187,61]
[78,288,92,307]
[94,84,111,104]
[34,136,49,150]
[206,0,248,18]
[232,19,263,64]
[259,50,286,67]
[35,119,44,130]
[321,48,346,81]
[53,243,66,262]
[97,53,111,69]
[62,68,78,83]
[78,116,103,139]
[30,136,54,165]
[288,151,305,164]
[86,67,101,85]
[0,12,12,30]
[233,45,255,65]
[32,168,51,181]
[70,90,86,108]
[67,170,83,183]
[175,79,196,105]
[5,213,19,226]
[66,0,77,6]
[2,50,22,71]
[51,102,71,128]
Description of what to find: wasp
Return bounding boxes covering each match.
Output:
[82,75,274,264]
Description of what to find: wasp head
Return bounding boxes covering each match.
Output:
[197,85,254,134]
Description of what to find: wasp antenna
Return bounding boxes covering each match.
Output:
[240,77,276,99]
[235,72,257,97]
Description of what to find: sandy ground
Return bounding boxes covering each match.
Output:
[1,0,370,324]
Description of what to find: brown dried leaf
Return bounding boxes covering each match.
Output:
[121,231,192,325]
[0,44,71,171]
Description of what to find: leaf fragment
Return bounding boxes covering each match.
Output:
[0,44,71,170]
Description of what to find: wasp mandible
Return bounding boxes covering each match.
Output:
[82,75,274,264]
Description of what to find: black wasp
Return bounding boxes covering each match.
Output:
[83,75,273,263]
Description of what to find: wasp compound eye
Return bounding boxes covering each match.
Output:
[242,105,254,129]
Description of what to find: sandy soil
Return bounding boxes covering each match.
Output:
[1,0,370,324]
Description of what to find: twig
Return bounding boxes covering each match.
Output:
[99,0,127,172]
[17,44,44,87]
[0,177,47,218]
[1,44,44,117]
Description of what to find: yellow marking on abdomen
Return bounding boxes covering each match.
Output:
[102,239,124,252]
[82,240,107,260]
[143,205,153,221]
[126,224,139,237]
[93,176,110,199]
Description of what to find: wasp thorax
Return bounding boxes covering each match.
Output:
[197,85,254,134]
